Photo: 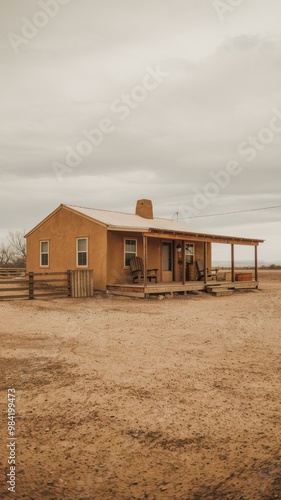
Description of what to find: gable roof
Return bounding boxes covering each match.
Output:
[65,204,194,233]
[25,203,264,245]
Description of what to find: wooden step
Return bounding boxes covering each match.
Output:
[207,286,231,292]
[209,289,234,297]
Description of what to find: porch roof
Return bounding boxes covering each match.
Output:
[143,228,264,246]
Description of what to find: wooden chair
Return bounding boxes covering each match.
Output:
[196,259,217,281]
[130,256,158,284]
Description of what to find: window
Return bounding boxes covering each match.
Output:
[124,239,137,267]
[77,238,88,267]
[40,241,49,267]
[185,243,194,264]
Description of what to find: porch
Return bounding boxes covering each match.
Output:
[107,279,258,298]
[107,227,263,298]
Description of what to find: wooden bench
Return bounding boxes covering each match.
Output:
[130,257,158,284]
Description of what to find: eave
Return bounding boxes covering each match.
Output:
[143,229,264,246]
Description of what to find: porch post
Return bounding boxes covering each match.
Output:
[204,242,207,284]
[182,240,186,285]
[143,235,147,286]
[231,244,235,282]
[255,245,258,284]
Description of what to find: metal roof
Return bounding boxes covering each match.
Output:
[65,205,264,244]
[65,204,194,233]
[24,204,264,245]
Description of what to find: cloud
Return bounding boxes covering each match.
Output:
[0,1,280,259]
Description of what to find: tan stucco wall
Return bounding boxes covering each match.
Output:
[107,232,163,284]
[107,232,141,283]
[26,206,107,290]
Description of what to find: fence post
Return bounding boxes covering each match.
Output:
[67,270,72,297]
[28,272,34,300]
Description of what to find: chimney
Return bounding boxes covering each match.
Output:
[135,199,153,219]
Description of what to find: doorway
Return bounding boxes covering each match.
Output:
[162,241,173,282]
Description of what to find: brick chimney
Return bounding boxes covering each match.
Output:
[135,199,153,219]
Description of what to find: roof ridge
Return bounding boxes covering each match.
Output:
[66,204,178,222]
[66,204,132,216]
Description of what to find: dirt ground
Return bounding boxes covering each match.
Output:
[0,270,280,499]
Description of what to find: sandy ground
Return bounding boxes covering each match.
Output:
[0,270,280,499]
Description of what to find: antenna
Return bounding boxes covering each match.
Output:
[171,211,179,221]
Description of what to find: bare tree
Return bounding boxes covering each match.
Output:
[0,244,15,266]
[0,231,26,268]
[8,230,26,261]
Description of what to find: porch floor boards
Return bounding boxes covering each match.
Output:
[107,280,258,298]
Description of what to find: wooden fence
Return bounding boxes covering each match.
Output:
[0,268,26,278]
[0,271,70,300]
[0,270,94,300]
[71,270,94,298]
[30,271,71,299]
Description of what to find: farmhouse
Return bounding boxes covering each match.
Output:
[25,199,264,297]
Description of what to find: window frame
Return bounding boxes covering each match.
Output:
[40,240,49,268]
[76,237,88,268]
[185,243,195,264]
[124,238,137,268]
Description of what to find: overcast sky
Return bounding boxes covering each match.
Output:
[1,0,281,262]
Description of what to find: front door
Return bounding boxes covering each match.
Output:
[162,241,173,282]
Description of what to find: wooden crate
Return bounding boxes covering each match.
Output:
[235,272,252,281]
